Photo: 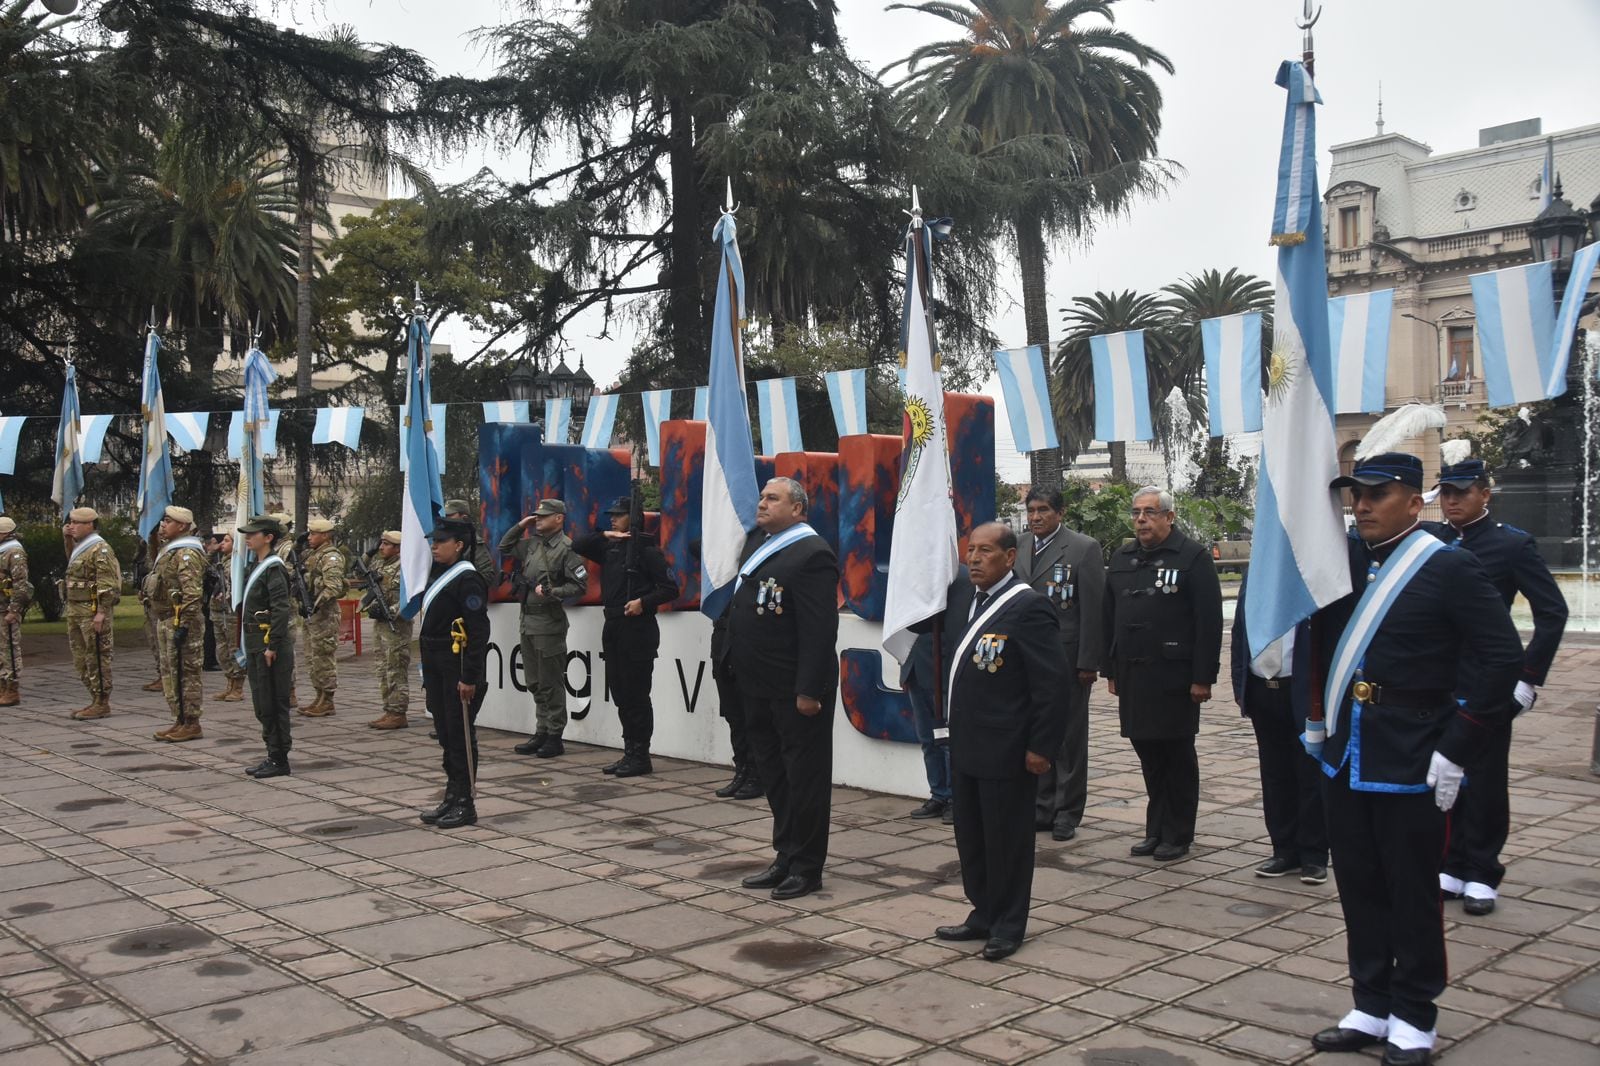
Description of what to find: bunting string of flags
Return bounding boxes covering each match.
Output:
[1327,289,1394,415]
[579,392,618,450]
[991,345,1057,454]
[165,411,208,452]
[228,410,280,459]
[312,406,365,450]
[1202,312,1264,437]
[481,400,528,424]
[544,396,572,444]
[1089,330,1154,443]
[824,368,868,438]
[755,376,803,455]
[640,389,672,465]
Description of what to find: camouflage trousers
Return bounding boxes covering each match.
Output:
[142,600,161,670]
[67,604,113,699]
[374,618,413,716]
[520,630,567,736]
[0,616,19,684]
[304,602,339,694]
[157,616,203,720]
[212,604,246,680]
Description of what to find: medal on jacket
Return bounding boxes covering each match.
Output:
[772,583,784,615]
[972,633,1006,672]
[1162,568,1180,594]
[756,579,769,615]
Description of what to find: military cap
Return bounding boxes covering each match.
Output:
[306,517,336,533]
[431,516,474,543]
[238,514,285,537]
[1434,458,1489,488]
[532,498,567,517]
[443,499,472,517]
[69,506,99,522]
[380,530,403,546]
[0,517,15,536]
[1329,452,1424,490]
[270,511,293,528]
[162,505,195,526]
[604,496,632,515]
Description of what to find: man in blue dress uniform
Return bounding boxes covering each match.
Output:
[1308,453,1523,1066]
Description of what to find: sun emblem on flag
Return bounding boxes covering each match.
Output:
[896,396,936,508]
[1266,333,1296,403]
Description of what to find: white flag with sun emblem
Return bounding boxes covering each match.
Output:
[883,208,959,664]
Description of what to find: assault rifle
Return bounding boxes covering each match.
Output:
[351,550,397,632]
[285,533,316,618]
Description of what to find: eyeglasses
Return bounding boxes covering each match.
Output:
[1129,508,1167,519]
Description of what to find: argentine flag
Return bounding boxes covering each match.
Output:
[1089,331,1153,442]
[481,400,528,424]
[1201,312,1264,436]
[641,389,672,466]
[80,414,113,465]
[0,417,22,478]
[52,363,84,520]
[1473,241,1600,407]
[134,331,174,540]
[824,369,868,438]
[699,210,760,619]
[229,409,280,459]
[544,397,572,443]
[1328,289,1393,414]
[165,412,208,452]
[693,386,708,422]
[755,377,802,455]
[398,318,444,618]
[231,348,275,610]
[581,392,618,450]
[313,407,365,450]
[1244,59,1351,659]
[993,345,1058,452]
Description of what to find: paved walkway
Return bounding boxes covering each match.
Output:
[1,627,1597,1065]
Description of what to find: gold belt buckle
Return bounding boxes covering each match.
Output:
[1352,680,1373,703]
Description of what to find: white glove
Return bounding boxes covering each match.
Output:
[1300,722,1325,758]
[1513,681,1537,711]
[1426,751,1465,812]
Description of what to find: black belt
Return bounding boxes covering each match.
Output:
[1350,683,1450,708]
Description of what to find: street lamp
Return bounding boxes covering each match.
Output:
[570,356,595,419]
[1528,177,1588,281]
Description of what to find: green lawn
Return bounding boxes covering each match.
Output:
[20,601,149,638]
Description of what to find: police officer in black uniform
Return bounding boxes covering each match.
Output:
[417,518,490,830]
[1309,453,1523,1066]
[1102,486,1223,862]
[237,515,295,780]
[1424,457,1566,916]
[573,495,678,778]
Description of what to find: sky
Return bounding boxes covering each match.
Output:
[285,0,1600,482]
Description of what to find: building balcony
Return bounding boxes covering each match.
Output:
[1435,378,1485,407]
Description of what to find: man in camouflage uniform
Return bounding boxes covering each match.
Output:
[0,516,32,706]
[443,499,498,587]
[63,507,120,719]
[366,530,412,729]
[137,540,164,692]
[148,506,207,742]
[209,533,245,701]
[499,498,587,759]
[298,517,346,716]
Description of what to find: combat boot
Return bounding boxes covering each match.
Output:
[513,733,547,755]
[300,692,335,717]
[534,736,564,759]
[602,748,629,774]
[0,680,18,706]
[153,720,180,740]
[368,712,408,730]
[217,677,244,702]
[72,697,111,721]
[419,789,458,825]
[288,683,299,709]
[253,753,291,779]
[435,797,478,829]
[714,764,747,798]
[142,678,163,692]
[165,717,203,743]
[612,745,653,779]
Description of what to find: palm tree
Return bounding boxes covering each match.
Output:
[887,0,1174,489]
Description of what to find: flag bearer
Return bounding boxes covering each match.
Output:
[417,518,490,829]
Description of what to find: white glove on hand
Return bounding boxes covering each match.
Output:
[1513,681,1537,712]
[1426,751,1465,812]
[1300,723,1325,759]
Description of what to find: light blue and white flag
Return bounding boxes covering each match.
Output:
[1327,289,1393,414]
[1201,312,1264,436]
[1472,260,1559,407]
[1244,59,1351,660]
[80,414,113,465]
[313,407,365,449]
[693,386,708,421]
[481,400,528,424]
[1089,331,1153,442]
[756,376,802,454]
[135,331,174,541]
[993,345,1058,452]
[824,368,868,438]
[165,412,208,452]
[396,404,446,472]
[228,409,280,459]
[699,209,760,619]
[52,363,84,520]
[641,389,673,466]
[398,317,444,618]
[580,392,618,449]
[1551,240,1600,391]
[544,397,571,443]
[0,417,25,475]
[1538,136,1554,211]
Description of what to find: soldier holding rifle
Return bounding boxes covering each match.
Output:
[148,506,206,742]
[0,516,32,707]
[207,533,246,702]
[354,531,411,730]
[63,507,120,720]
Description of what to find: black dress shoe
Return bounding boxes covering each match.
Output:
[513,733,547,756]
[981,938,1020,961]
[731,776,764,801]
[1256,855,1298,877]
[1301,864,1328,885]
[1310,1026,1383,1053]
[244,757,276,777]
[741,862,790,889]
[941,805,954,825]
[1129,837,1159,856]
[252,758,291,780]
[1051,823,1077,842]
[1463,896,1496,916]
[1152,842,1190,862]
[435,801,478,829]
[934,924,988,942]
[771,874,821,900]
[1381,1044,1431,1066]
[534,737,564,758]
[714,767,747,798]
[909,798,948,819]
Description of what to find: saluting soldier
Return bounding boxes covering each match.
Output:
[298,517,346,717]
[573,496,678,778]
[1308,452,1523,1064]
[1425,456,1567,917]
[148,506,207,742]
[63,507,120,720]
[238,515,295,779]
[499,498,587,759]
[0,516,32,707]
[1013,487,1106,842]
[1102,486,1223,863]
[366,530,413,730]
[442,499,497,586]
[208,533,246,702]
[417,517,490,829]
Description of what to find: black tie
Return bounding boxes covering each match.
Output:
[974,590,990,611]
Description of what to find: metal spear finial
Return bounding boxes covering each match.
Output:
[1298,0,1322,74]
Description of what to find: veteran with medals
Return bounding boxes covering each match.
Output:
[923,523,1068,962]
[417,518,491,830]
[1308,452,1522,1065]
[721,477,840,901]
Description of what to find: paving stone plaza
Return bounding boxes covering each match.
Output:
[1,626,1597,1065]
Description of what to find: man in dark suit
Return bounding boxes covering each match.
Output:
[922,522,1067,962]
[721,477,840,901]
[1230,576,1326,884]
[1309,453,1522,1066]
[1424,458,1566,916]
[1103,486,1223,862]
[901,632,953,824]
[1013,487,1105,841]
